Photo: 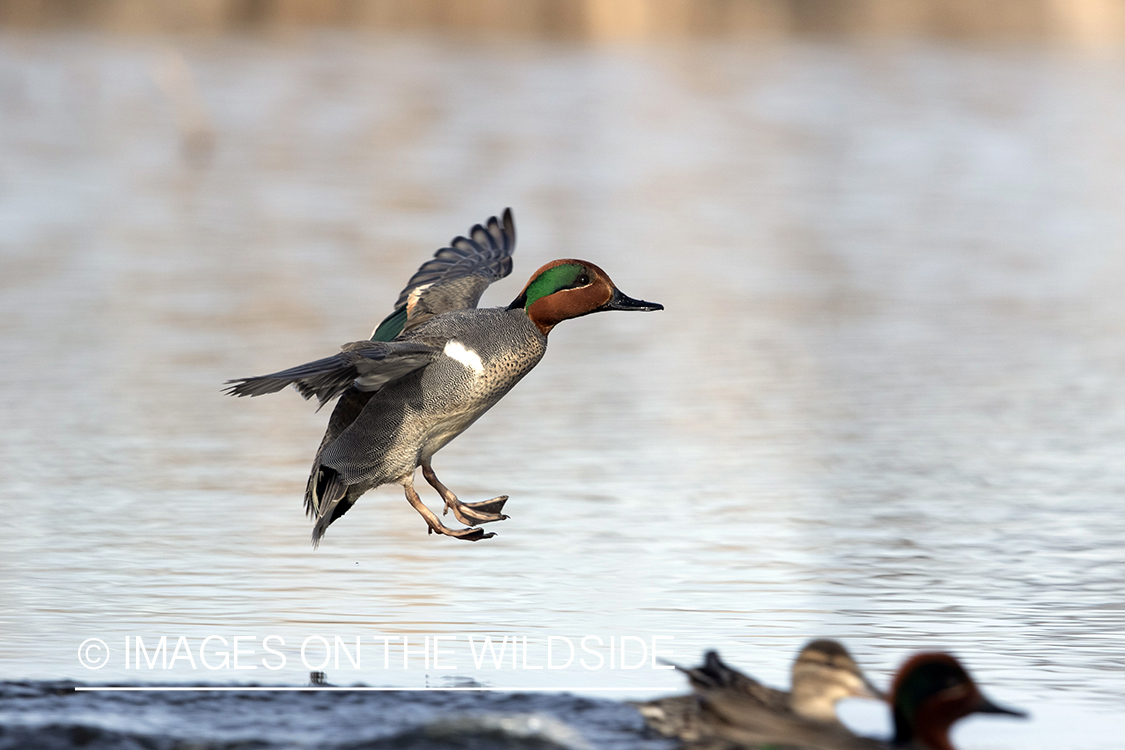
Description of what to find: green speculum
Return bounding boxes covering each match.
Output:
[371,306,408,341]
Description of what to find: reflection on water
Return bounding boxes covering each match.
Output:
[1,33,1124,749]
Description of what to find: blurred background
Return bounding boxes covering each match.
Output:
[2,2,1124,749]
[4,0,1125,43]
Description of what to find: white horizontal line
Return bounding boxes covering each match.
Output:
[74,686,650,692]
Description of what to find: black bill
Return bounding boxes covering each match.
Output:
[600,287,664,312]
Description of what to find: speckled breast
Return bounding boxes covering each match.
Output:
[409,308,548,458]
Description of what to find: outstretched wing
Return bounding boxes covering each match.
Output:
[371,208,516,341]
[224,340,440,408]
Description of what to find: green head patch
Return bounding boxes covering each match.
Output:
[509,263,589,310]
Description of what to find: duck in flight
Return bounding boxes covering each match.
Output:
[226,209,662,545]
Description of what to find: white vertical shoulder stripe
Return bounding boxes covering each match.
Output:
[443,340,485,375]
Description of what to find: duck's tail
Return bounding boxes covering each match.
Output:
[305,463,355,548]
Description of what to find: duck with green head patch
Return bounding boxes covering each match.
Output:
[641,644,1024,750]
[890,653,1025,750]
[226,209,662,545]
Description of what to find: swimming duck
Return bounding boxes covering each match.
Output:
[637,640,882,743]
[225,209,662,545]
[889,652,1026,750]
[655,648,1024,750]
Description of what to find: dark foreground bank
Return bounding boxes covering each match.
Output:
[0,681,676,750]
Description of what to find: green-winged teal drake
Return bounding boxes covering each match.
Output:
[645,647,1024,750]
[889,652,1026,750]
[637,640,882,745]
[226,209,662,545]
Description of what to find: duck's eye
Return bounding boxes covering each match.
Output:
[576,274,590,287]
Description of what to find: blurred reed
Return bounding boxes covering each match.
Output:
[2,0,1125,44]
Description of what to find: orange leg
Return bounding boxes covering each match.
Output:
[421,460,510,525]
[402,475,495,541]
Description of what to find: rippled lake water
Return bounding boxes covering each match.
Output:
[1,32,1123,749]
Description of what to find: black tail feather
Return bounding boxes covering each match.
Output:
[306,465,352,548]
[224,353,357,406]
